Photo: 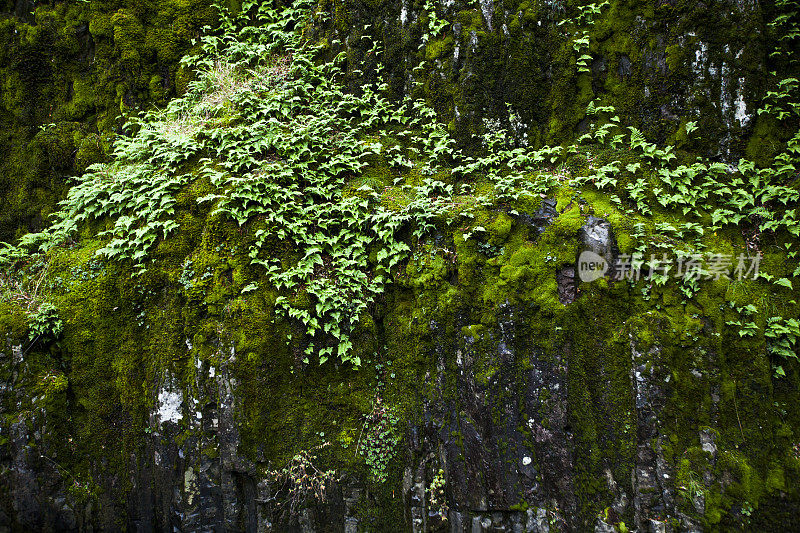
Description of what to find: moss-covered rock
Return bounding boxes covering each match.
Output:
[1,0,799,530]
[0,0,215,241]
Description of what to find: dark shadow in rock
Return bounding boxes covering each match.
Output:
[515,198,558,239]
[557,265,576,304]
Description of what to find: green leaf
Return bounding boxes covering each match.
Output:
[241,282,259,294]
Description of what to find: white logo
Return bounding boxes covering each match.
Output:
[578,251,608,282]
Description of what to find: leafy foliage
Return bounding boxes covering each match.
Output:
[2,0,798,375]
[766,317,799,377]
[27,302,63,343]
[357,396,400,483]
[558,1,609,73]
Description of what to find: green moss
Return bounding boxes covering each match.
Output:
[0,0,215,241]
[1,0,798,528]
[488,212,513,241]
[425,35,454,61]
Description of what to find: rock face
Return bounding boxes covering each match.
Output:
[1,200,797,532]
[1,0,799,532]
[315,0,768,160]
[402,303,577,531]
[0,0,216,242]
[579,216,619,270]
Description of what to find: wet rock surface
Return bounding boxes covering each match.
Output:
[0,282,796,532]
[578,216,619,274]
[0,0,798,530]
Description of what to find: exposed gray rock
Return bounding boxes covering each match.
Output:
[517,199,558,239]
[579,216,618,270]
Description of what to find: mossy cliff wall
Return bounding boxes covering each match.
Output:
[313,0,786,160]
[1,0,790,241]
[1,0,799,532]
[1,188,799,531]
[0,0,215,242]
